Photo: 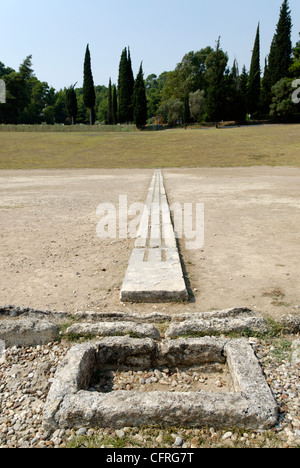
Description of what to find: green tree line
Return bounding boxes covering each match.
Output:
[1,0,299,127]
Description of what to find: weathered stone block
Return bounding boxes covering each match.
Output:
[0,318,59,347]
[65,321,160,340]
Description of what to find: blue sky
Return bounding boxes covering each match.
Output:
[1,0,300,90]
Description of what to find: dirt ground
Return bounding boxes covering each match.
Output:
[0,167,299,321]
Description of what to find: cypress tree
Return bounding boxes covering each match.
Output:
[127,48,135,121]
[240,66,249,97]
[118,48,128,123]
[239,65,249,119]
[107,78,113,125]
[248,24,261,116]
[118,47,134,123]
[260,57,273,114]
[112,84,118,125]
[226,60,246,122]
[66,83,78,125]
[132,62,147,129]
[83,44,96,125]
[205,37,228,124]
[268,0,292,86]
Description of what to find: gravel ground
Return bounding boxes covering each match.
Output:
[89,363,232,394]
[0,335,299,449]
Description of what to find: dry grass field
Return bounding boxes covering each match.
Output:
[0,124,299,169]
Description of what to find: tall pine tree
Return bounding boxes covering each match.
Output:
[66,83,78,125]
[127,48,135,121]
[112,84,118,125]
[133,63,147,129]
[118,47,134,123]
[107,78,113,124]
[205,37,228,124]
[268,0,292,87]
[118,48,127,123]
[289,34,300,77]
[226,60,247,122]
[260,57,273,114]
[239,65,249,120]
[247,24,261,116]
[83,44,96,125]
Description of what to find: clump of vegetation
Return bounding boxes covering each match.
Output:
[1,1,299,127]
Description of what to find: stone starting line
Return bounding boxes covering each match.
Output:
[120,169,188,303]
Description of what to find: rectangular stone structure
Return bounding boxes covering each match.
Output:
[43,337,279,432]
[120,169,188,302]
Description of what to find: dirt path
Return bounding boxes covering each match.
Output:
[0,167,299,320]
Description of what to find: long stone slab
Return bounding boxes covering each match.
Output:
[65,321,160,340]
[120,169,188,302]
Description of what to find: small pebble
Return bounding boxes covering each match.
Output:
[222,431,233,440]
[174,436,183,447]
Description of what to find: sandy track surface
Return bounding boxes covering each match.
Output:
[0,167,299,320]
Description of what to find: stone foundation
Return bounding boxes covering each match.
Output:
[43,336,278,432]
